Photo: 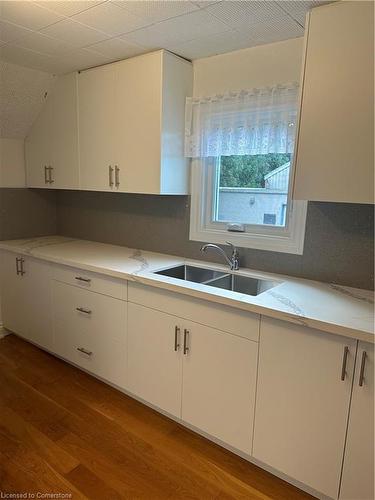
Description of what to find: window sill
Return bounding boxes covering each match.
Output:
[190,200,308,255]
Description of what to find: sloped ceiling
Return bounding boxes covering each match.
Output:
[0,59,55,138]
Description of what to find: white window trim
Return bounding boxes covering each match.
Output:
[189,158,308,255]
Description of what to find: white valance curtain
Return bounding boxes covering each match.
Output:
[185,83,299,158]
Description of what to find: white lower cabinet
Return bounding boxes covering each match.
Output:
[253,318,357,499]
[127,303,183,417]
[52,280,127,387]
[340,341,374,500]
[181,321,258,454]
[1,251,52,350]
[127,301,259,453]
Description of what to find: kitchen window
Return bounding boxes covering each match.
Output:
[185,84,307,254]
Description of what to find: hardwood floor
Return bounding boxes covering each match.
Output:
[0,334,313,499]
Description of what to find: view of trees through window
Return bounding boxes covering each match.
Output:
[215,153,292,226]
[219,153,291,188]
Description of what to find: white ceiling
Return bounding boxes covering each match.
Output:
[0,0,330,75]
[0,60,55,137]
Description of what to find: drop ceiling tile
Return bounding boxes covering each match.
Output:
[236,17,304,44]
[52,48,113,73]
[206,1,291,30]
[72,1,150,36]
[0,43,57,73]
[0,19,33,43]
[122,9,231,48]
[0,1,65,30]
[87,37,145,59]
[36,1,106,17]
[113,1,199,24]
[41,18,109,47]
[276,0,331,26]
[192,1,220,8]
[13,31,76,57]
[168,29,252,60]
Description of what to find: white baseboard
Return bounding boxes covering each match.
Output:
[0,323,9,339]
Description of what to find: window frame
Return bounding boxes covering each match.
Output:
[189,157,308,255]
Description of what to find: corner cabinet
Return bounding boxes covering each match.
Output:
[293,1,374,203]
[78,50,192,194]
[25,72,79,190]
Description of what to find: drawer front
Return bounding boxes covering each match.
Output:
[128,282,259,342]
[52,264,127,300]
[52,281,127,386]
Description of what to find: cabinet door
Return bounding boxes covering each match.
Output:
[49,73,79,189]
[25,94,54,188]
[114,53,162,194]
[253,318,356,499]
[182,322,258,454]
[0,252,29,337]
[25,73,79,189]
[293,1,374,203]
[24,257,53,351]
[340,342,374,500]
[78,64,116,191]
[127,303,182,417]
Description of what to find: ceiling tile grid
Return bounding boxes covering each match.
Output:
[0,0,332,74]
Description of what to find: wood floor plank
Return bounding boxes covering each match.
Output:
[0,335,313,500]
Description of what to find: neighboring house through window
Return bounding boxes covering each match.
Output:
[185,83,307,254]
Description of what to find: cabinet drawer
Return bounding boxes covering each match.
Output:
[128,282,259,342]
[52,281,127,386]
[52,264,127,300]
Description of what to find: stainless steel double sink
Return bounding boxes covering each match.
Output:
[154,264,277,297]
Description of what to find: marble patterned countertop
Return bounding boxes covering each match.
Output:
[0,236,373,343]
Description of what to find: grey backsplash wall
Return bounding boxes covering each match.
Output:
[56,190,374,290]
[0,188,57,240]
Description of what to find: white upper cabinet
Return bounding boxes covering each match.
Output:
[340,341,374,500]
[78,64,116,192]
[25,72,79,190]
[293,1,374,204]
[78,50,192,194]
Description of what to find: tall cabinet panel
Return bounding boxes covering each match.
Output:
[293,1,374,203]
[253,318,356,499]
[25,73,79,189]
[78,64,116,191]
[340,341,374,500]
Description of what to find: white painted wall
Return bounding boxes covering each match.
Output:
[0,138,26,187]
[193,37,304,96]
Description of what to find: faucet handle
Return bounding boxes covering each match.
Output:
[226,241,238,255]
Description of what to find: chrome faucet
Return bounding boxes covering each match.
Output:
[200,242,240,271]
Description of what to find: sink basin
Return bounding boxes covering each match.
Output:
[155,265,227,284]
[155,265,277,296]
[204,274,276,296]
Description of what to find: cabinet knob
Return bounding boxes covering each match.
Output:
[76,307,92,315]
[77,347,92,356]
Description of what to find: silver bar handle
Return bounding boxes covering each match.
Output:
[48,166,54,184]
[76,307,92,315]
[359,351,367,387]
[75,276,91,283]
[109,165,114,187]
[174,326,180,351]
[44,165,48,184]
[115,165,120,188]
[19,258,25,276]
[15,257,21,275]
[341,346,349,381]
[183,329,190,355]
[77,347,92,356]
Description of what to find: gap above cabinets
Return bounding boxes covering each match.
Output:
[25,50,193,195]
